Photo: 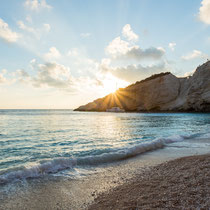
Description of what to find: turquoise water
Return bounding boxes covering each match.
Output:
[0,110,210,184]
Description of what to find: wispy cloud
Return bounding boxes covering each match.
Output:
[80,33,91,38]
[100,61,168,83]
[17,20,51,39]
[168,42,176,51]
[67,48,79,57]
[0,69,7,84]
[24,0,52,11]
[0,18,19,43]
[43,23,51,32]
[26,15,32,23]
[182,50,208,60]
[17,20,37,34]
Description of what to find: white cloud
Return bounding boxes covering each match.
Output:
[0,18,19,43]
[122,24,139,42]
[43,23,51,32]
[15,59,102,93]
[0,69,14,85]
[168,42,176,51]
[106,25,164,61]
[33,62,72,89]
[102,26,167,83]
[24,0,52,11]
[17,20,36,34]
[106,36,129,56]
[15,69,31,84]
[199,0,210,24]
[80,33,91,38]
[67,48,79,57]
[0,69,7,84]
[44,47,61,61]
[182,50,208,60]
[106,36,165,60]
[0,75,6,83]
[124,46,165,60]
[101,58,111,67]
[17,61,74,90]
[17,20,51,38]
[101,62,168,83]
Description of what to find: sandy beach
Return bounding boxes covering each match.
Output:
[1,141,210,210]
[89,154,210,209]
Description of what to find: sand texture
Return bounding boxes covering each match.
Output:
[89,154,210,209]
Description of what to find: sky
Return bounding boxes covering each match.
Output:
[0,0,210,109]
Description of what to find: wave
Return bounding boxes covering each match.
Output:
[201,132,210,139]
[77,135,184,165]
[0,134,197,185]
[0,159,77,185]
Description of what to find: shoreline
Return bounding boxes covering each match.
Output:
[1,139,210,209]
[73,109,210,113]
[89,154,210,209]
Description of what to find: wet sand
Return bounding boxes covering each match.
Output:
[0,139,210,210]
[89,154,210,210]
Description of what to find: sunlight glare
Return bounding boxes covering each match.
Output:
[102,74,128,95]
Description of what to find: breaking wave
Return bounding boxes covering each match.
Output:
[0,134,200,185]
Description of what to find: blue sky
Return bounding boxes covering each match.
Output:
[0,0,210,108]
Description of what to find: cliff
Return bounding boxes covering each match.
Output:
[74,61,210,112]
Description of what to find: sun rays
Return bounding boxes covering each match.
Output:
[101,86,136,111]
[101,74,128,96]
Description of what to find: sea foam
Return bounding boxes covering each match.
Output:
[0,134,187,184]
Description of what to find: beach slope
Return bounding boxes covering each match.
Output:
[89,154,210,209]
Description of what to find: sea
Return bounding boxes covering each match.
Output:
[0,109,210,186]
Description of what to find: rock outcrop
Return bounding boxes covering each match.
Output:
[74,61,210,112]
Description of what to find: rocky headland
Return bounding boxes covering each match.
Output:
[75,61,210,112]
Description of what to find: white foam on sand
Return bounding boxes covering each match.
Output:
[0,133,205,184]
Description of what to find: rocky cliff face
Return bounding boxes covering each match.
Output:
[75,61,210,112]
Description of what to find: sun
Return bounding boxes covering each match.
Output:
[102,74,128,95]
